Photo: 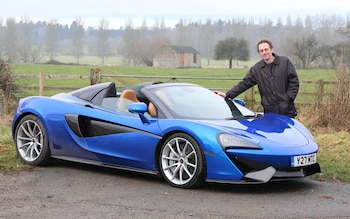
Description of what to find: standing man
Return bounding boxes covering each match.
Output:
[216,39,299,118]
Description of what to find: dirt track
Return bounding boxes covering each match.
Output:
[1,160,349,219]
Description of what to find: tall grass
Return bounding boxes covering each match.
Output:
[297,65,350,182]
[305,66,350,131]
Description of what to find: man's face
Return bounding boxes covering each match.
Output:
[258,43,273,62]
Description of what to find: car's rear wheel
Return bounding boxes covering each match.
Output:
[14,115,50,166]
[159,133,205,189]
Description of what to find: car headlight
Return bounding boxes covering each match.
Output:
[218,133,262,150]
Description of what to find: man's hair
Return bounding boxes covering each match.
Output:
[256,39,273,52]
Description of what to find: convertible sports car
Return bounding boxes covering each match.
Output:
[12,81,320,188]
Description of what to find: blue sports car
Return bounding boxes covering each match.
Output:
[12,81,320,188]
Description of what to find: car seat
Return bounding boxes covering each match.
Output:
[118,89,139,112]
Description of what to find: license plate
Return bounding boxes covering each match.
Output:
[292,153,317,167]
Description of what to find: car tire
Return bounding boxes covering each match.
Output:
[14,115,51,166]
[159,133,205,189]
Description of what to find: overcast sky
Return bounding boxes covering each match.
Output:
[1,0,349,28]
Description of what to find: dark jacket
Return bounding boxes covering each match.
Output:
[226,54,299,117]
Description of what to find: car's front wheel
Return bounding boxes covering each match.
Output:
[14,115,50,166]
[159,133,205,189]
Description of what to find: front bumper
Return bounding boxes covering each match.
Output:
[233,155,321,183]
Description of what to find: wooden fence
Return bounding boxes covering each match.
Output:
[14,72,91,96]
[14,71,336,109]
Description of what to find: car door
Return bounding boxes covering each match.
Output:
[78,105,162,171]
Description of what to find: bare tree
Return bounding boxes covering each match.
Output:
[45,19,59,61]
[71,17,85,64]
[121,19,138,65]
[258,18,274,40]
[17,18,34,63]
[202,19,215,66]
[28,44,42,63]
[120,18,170,67]
[289,34,322,69]
[96,18,111,65]
[320,44,342,68]
[3,18,18,62]
[174,19,190,46]
[132,19,170,66]
[136,19,152,66]
[337,23,350,68]
[152,18,170,45]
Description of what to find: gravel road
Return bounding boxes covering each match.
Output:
[1,160,349,219]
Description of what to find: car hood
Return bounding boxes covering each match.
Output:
[200,114,310,147]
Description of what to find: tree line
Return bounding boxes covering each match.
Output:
[0,15,349,69]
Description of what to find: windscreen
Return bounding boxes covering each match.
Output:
[151,85,253,120]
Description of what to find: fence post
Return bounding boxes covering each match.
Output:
[316,79,324,104]
[39,72,44,96]
[90,69,101,85]
[244,87,255,109]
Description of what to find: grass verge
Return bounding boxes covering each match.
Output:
[0,118,30,172]
[312,129,350,182]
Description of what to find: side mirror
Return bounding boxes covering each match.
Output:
[128,102,151,124]
[128,102,148,114]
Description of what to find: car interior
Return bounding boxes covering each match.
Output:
[96,83,156,117]
[118,89,157,117]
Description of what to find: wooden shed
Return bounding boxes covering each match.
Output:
[153,45,201,68]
